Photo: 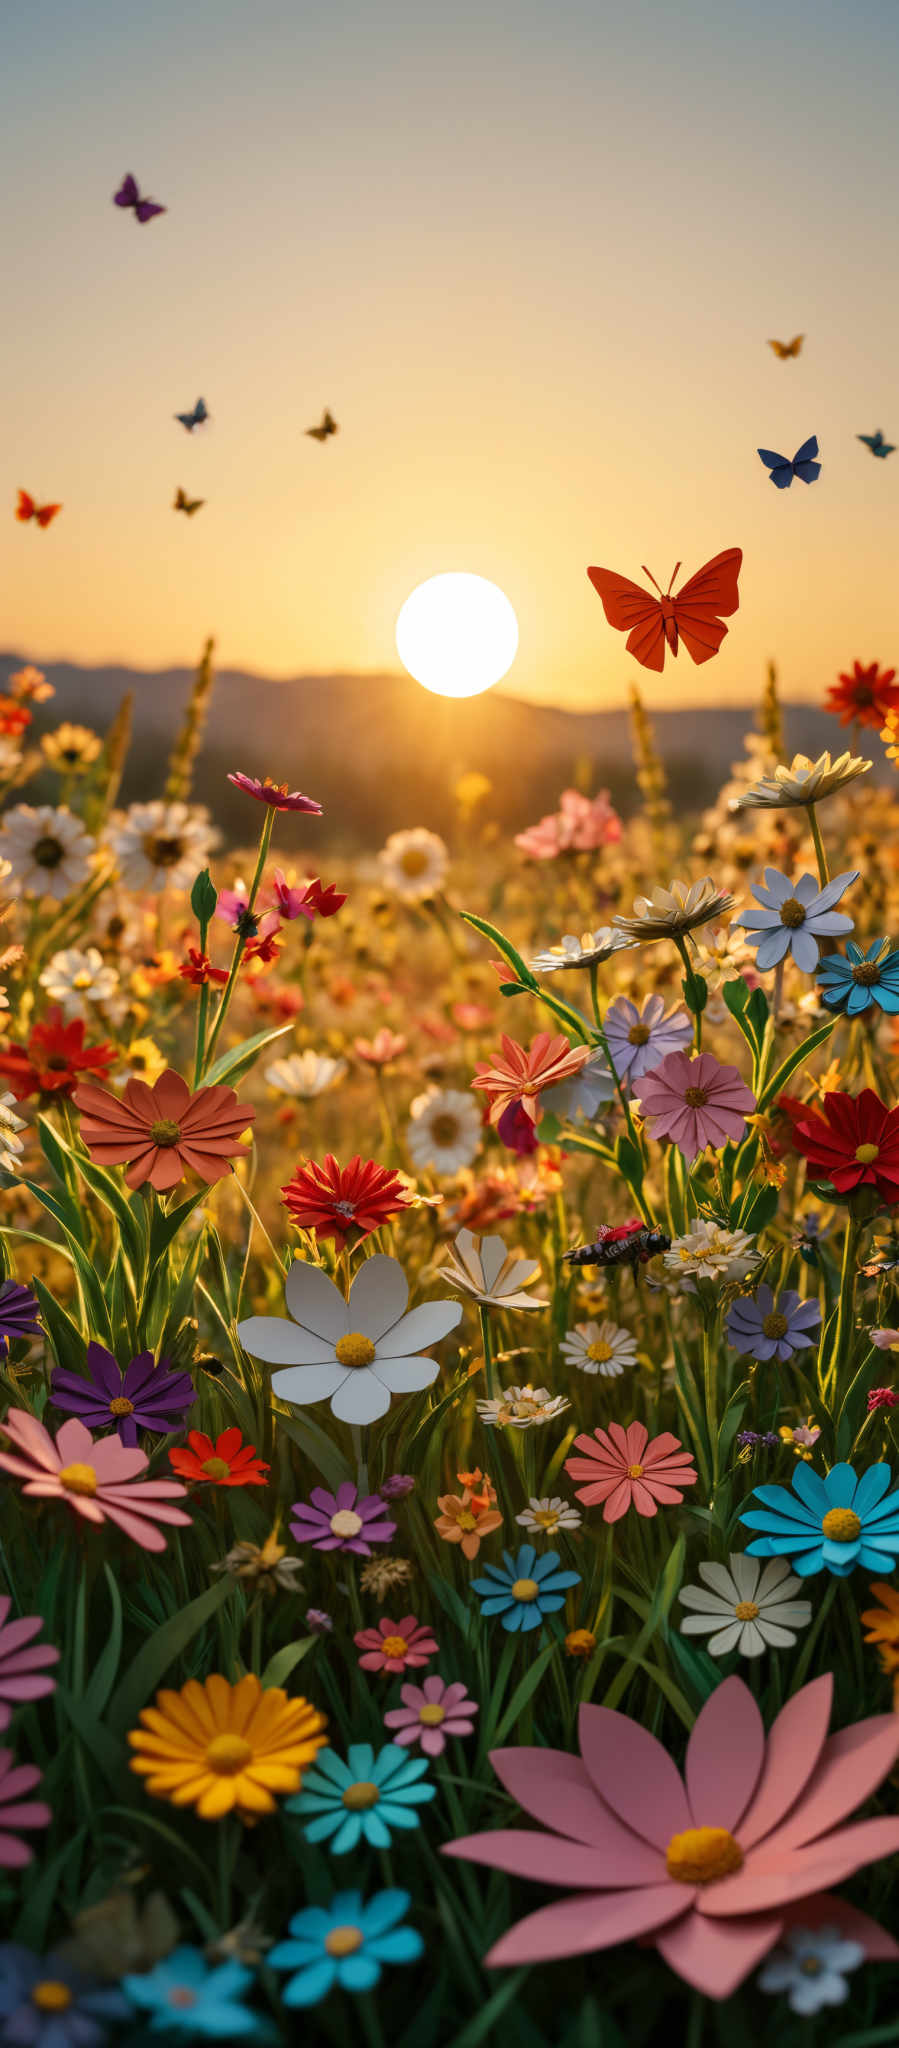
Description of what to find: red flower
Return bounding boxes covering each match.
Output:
[303,877,346,917]
[243,930,282,966]
[227,773,322,813]
[169,1426,269,1488]
[0,698,32,738]
[868,1388,899,1412]
[792,1088,899,1204]
[0,1007,114,1101]
[827,661,899,730]
[281,1152,409,1251]
[179,948,229,987]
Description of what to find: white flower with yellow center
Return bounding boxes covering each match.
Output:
[264,1051,347,1098]
[529,928,637,973]
[378,828,449,902]
[730,749,871,812]
[38,946,119,1018]
[680,1554,811,1658]
[476,1384,570,1429]
[664,1218,759,1283]
[406,1089,481,1175]
[516,1495,582,1535]
[238,1254,462,1426]
[0,805,96,903]
[560,1319,638,1377]
[105,800,218,893]
[613,876,735,943]
[441,1229,545,1310]
[0,1092,26,1175]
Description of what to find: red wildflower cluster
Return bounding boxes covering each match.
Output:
[281,1152,409,1251]
[827,660,899,731]
[792,1089,899,1205]
[178,949,229,988]
[268,871,346,921]
[868,1388,899,1412]
[0,698,32,739]
[0,1007,114,1101]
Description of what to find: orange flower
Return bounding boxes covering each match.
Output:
[434,1488,502,1560]
[860,1582,899,1658]
[472,1032,592,1126]
[354,1028,408,1066]
[456,1468,497,1512]
[169,1427,269,1488]
[0,697,32,738]
[72,1068,254,1193]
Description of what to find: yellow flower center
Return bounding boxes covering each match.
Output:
[419,1703,446,1726]
[780,898,807,929]
[586,1340,613,1364]
[762,1312,789,1340]
[511,1577,539,1601]
[71,971,93,990]
[381,1635,409,1658]
[626,1463,644,1479]
[325,1925,364,1958]
[58,1461,97,1497]
[665,1826,743,1884]
[330,1509,364,1538]
[149,1118,181,1146]
[734,1600,760,1621]
[628,1023,651,1045]
[205,1733,254,1775]
[109,1396,134,1417]
[822,1507,862,1543]
[855,1143,880,1164]
[457,1510,478,1531]
[532,1509,560,1530]
[500,1398,539,1422]
[202,1457,231,1479]
[31,1983,72,2013]
[342,1780,380,1811]
[335,1333,376,1369]
[684,1086,709,1108]
[431,1114,461,1146]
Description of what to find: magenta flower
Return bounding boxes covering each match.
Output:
[0,1748,51,1867]
[444,1674,899,2000]
[50,1343,195,1447]
[636,1050,756,1162]
[0,1597,58,1730]
[385,1676,479,1756]
[0,1409,191,1553]
[290,1482,396,1556]
[380,1474,416,1500]
[354,1615,438,1674]
[227,773,322,814]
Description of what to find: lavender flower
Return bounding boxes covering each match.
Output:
[0,1282,41,1358]
[727,1286,822,1364]
[379,1474,416,1500]
[602,993,693,1082]
[50,1343,195,1447]
[290,1482,396,1556]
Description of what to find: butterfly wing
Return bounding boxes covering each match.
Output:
[671,548,743,665]
[792,435,820,484]
[134,198,165,223]
[767,340,789,358]
[758,447,793,488]
[114,173,139,208]
[15,490,35,522]
[194,398,208,424]
[586,567,666,671]
[35,503,62,528]
[788,335,804,355]
[322,410,337,434]
[184,498,204,515]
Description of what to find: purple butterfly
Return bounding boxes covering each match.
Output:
[113,173,166,224]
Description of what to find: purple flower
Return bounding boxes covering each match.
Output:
[290,1481,396,1556]
[0,1944,129,2044]
[603,993,693,1082]
[736,1430,781,1450]
[380,1474,416,1500]
[727,1285,822,1364]
[306,1609,333,1634]
[0,1282,41,1358]
[50,1343,195,1447]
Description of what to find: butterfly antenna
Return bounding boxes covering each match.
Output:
[666,562,682,595]
[640,565,665,597]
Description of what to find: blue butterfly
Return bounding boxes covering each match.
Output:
[175,398,209,432]
[858,430,895,459]
[757,435,820,489]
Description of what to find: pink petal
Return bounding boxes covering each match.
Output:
[0,1835,34,1867]
[101,1504,170,1551]
[653,1908,783,1999]
[419,1728,447,1756]
[602,1478,638,1521]
[779,1890,899,1961]
[760,1715,899,1856]
[444,1829,660,1888]
[628,1480,661,1518]
[703,1820,899,1915]
[578,1705,691,1848]
[738,1675,833,1850]
[489,1749,664,1876]
[642,1432,687,1467]
[685,1676,765,1832]
[90,1438,147,1482]
[0,1617,46,1655]
[55,1417,95,1463]
[485,1886,686,1968]
[0,1410,60,1471]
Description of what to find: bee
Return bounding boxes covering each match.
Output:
[564,1220,671,1275]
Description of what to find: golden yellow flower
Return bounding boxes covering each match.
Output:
[41,724,102,771]
[117,1037,168,1086]
[128,1673,327,1820]
[565,1628,597,1659]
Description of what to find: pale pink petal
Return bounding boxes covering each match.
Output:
[578,1705,691,1847]
[703,1820,899,1915]
[485,1886,686,1968]
[629,1480,661,1517]
[738,1675,833,1849]
[779,1891,899,1961]
[685,1677,765,1832]
[90,1438,147,1482]
[447,1828,664,1889]
[653,1908,783,1998]
[489,1749,664,1875]
[759,1716,899,1856]
[101,1504,170,1551]
[0,1410,60,1471]
[55,1417,95,1464]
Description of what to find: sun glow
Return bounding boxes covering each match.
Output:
[395,573,519,698]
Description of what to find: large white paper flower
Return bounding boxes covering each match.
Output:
[237,1254,462,1425]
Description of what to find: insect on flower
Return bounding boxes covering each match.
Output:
[563,1219,672,1275]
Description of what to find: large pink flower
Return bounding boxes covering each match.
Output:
[444,1674,899,1999]
[0,1409,191,1553]
[636,1050,756,1162]
[565,1420,697,1521]
[0,1596,59,1729]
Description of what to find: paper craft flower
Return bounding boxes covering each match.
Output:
[816,938,899,1015]
[827,661,899,730]
[0,1945,129,2038]
[440,1229,544,1309]
[514,788,621,861]
[0,1094,25,1176]
[434,1488,502,1559]
[72,1069,254,1192]
[384,1677,479,1756]
[227,772,322,812]
[725,1285,821,1363]
[280,1153,408,1251]
[636,1052,756,1162]
[0,1596,58,1728]
[238,1254,461,1427]
[0,1005,114,1100]
[0,1410,191,1552]
[741,1460,899,1576]
[516,1497,582,1536]
[735,868,857,973]
[477,1386,570,1429]
[0,1282,41,1356]
[265,1051,346,1098]
[50,1343,195,1447]
[379,828,448,900]
[354,1616,438,1674]
[122,1949,265,2039]
[603,994,693,1081]
[560,1320,638,1377]
[679,1556,811,1658]
[612,877,735,943]
[406,1089,482,1174]
[790,1089,899,1205]
[730,750,870,810]
[0,1752,51,1867]
[471,1544,579,1633]
[287,1741,435,1853]
[168,1428,269,1488]
[565,1421,698,1521]
[530,927,636,972]
[541,1050,616,1123]
[289,1482,396,1556]
[269,1890,422,2008]
[472,1033,593,1127]
[860,1582,899,1660]
[757,1924,864,2014]
[128,1674,328,1819]
[664,1219,759,1282]
[443,1673,899,1998]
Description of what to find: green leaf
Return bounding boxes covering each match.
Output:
[30,1273,89,1361]
[490,1640,558,1746]
[202,1022,293,1087]
[427,1570,474,1643]
[757,1016,837,1111]
[259,1637,316,1689]
[82,1566,124,1719]
[459,911,539,992]
[106,1576,233,1738]
[274,1408,353,1491]
[55,1682,129,1789]
[190,867,219,924]
[681,970,708,1014]
[723,978,768,1056]
[667,1627,722,1707]
[13,1828,89,1949]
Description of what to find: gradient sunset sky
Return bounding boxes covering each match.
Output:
[3,0,896,710]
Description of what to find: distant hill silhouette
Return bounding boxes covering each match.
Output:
[0,654,872,849]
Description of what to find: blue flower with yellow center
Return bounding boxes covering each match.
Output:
[741,1461,899,1577]
[122,1948,266,2038]
[286,1742,434,1853]
[471,1542,580,1631]
[269,1890,422,2008]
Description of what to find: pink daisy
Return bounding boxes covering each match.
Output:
[384,1676,479,1756]
[0,1747,51,1867]
[227,772,322,813]
[565,1420,697,1522]
[0,1409,192,1553]
[354,1614,438,1674]
[0,1596,59,1729]
[636,1050,756,1162]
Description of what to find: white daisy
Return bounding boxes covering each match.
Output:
[0,805,96,902]
[38,946,120,1018]
[679,1554,811,1658]
[613,876,735,942]
[406,1089,481,1175]
[0,1092,26,1175]
[731,749,870,812]
[264,1051,347,1098]
[516,1495,582,1535]
[541,1050,615,1123]
[757,1926,864,2014]
[664,1218,759,1283]
[441,1229,545,1309]
[560,1319,638,1377]
[529,928,637,973]
[105,800,218,893]
[378,828,449,902]
[237,1254,462,1426]
[476,1384,570,1429]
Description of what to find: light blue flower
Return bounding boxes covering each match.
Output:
[816,937,899,1016]
[286,1741,434,1853]
[735,868,857,974]
[268,1889,422,2009]
[471,1542,580,1632]
[122,1948,265,2038]
[726,1283,821,1362]
[741,1461,899,1577]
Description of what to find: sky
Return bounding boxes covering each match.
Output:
[1,0,897,712]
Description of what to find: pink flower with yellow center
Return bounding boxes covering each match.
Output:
[0,1409,191,1552]
[565,1419,697,1522]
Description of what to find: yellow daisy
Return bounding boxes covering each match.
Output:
[128,1673,327,1820]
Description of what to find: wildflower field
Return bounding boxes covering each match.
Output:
[3,653,899,2045]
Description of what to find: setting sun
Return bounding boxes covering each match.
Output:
[395,572,519,698]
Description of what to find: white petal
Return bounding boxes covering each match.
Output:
[271,1362,348,1405]
[727,1552,762,1601]
[480,1236,509,1291]
[756,1603,810,1630]
[755,1620,799,1648]
[330,1370,391,1424]
[284,1261,350,1341]
[706,1621,743,1655]
[697,1561,740,1602]
[680,1613,725,1635]
[680,1586,733,1615]
[375,1300,462,1357]
[347,1254,409,1338]
[237,1315,332,1365]
[370,1355,441,1394]
[755,1557,797,1601]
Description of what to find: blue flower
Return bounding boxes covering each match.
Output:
[286,1742,434,1853]
[734,868,857,974]
[726,1284,821,1362]
[741,1461,899,1577]
[816,937,899,1016]
[471,1542,580,1632]
[122,1948,266,2038]
[0,1944,129,2047]
[268,1889,422,2009]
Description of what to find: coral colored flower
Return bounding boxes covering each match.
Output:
[0,1409,191,1552]
[636,1051,756,1162]
[354,1616,437,1675]
[72,1068,254,1193]
[0,1751,51,1868]
[473,1033,592,1128]
[444,1674,899,1999]
[169,1427,269,1488]
[128,1673,327,1819]
[0,1006,114,1101]
[0,1596,58,1729]
[227,772,322,813]
[50,1343,195,1447]
[860,1581,899,1653]
[280,1153,409,1251]
[384,1677,478,1756]
[0,1282,41,1357]
[741,1460,899,1577]
[565,1420,698,1521]
[178,947,229,987]
[434,1489,502,1560]
[269,1890,422,2008]
[827,660,899,730]
[290,1482,396,1555]
[790,1089,899,1205]
[354,1028,407,1066]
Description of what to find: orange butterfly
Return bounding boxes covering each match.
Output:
[16,490,62,529]
[587,550,742,673]
[768,335,804,359]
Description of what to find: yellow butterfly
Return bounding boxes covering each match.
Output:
[173,488,204,516]
[767,335,804,359]
[305,409,338,442]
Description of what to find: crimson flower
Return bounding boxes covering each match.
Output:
[227,773,322,813]
[827,661,899,730]
[268,870,346,921]
[791,1089,899,1205]
[179,948,229,987]
[0,699,32,738]
[281,1152,409,1251]
[169,1427,269,1487]
[0,1007,114,1102]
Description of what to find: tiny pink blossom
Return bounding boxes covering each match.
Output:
[0,1596,59,1729]
[354,1614,438,1674]
[227,773,322,813]
[0,1747,51,1867]
[0,1409,192,1554]
[384,1675,479,1756]
[636,1050,756,1162]
[515,789,621,861]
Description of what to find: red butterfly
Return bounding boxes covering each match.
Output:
[16,490,62,529]
[587,548,742,673]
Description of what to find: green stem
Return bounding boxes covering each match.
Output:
[588,963,653,1225]
[821,1214,859,1407]
[674,936,703,1053]
[202,806,276,1075]
[806,803,830,887]
[350,1422,369,1493]
[479,1304,498,1403]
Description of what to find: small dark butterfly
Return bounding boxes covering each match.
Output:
[564,1220,671,1274]
[175,398,209,432]
[113,173,166,223]
[173,488,204,516]
[858,430,896,460]
[757,436,820,489]
[306,409,338,442]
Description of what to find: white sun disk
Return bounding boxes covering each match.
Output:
[395,573,519,698]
